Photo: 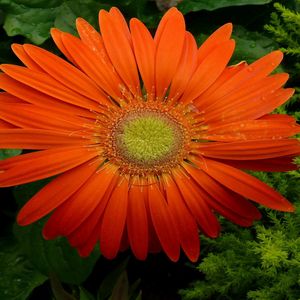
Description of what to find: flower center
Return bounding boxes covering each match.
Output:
[114,110,183,167]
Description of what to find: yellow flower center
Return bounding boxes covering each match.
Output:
[114,110,182,166]
[101,103,192,176]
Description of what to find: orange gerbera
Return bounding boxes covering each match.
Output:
[0,7,299,262]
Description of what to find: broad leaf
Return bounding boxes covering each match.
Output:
[0,149,21,160]
[177,0,272,14]
[0,238,47,300]
[232,25,280,64]
[13,180,100,285]
[0,0,109,44]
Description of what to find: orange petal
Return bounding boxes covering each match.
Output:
[17,160,98,225]
[214,156,298,172]
[172,169,220,238]
[127,180,148,260]
[76,18,107,58]
[0,119,15,129]
[43,164,117,238]
[200,158,295,212]
[0,103,90,130]
[222,88,295,122]
[11,44,44,71]
[0,129,91,149]
[196,51,283,109]
[154,7,179,44]
[168,32,198,102]
[66,170,119,246]
[61,32,123,103]
[194,139,300,160]
[194,61,247,108]
[204,73,289,122]
[51,28,77,65]
[0,65,102,112]
[0,146,98,187]
[148,178,180,262]
[99,9,141,96]
[180,40,235,104]
[200,119,299,141]
[100,177,129,259]
[154,8,185,98]
[163,174,200,262]
[130,18,155,98]
[144,187,162,253]
[0,74,95,118]
[0,92,24,104]
[23,44,107,104]
[183,162,261,221]
[76,227,100,257]
[197,23,233,64]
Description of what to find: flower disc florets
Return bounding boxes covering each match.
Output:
[103,102,192,176]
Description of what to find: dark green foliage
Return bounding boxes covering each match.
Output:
[180,151,300,300]
[0,238,47,300]
[177,0,272,13]
[180,204,300,300]
[265,2,300,60]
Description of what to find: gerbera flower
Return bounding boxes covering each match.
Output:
[0,7,299,262]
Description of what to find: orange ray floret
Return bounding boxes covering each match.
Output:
[0,7,299,262]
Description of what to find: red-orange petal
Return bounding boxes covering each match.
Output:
[201,119,299,141]
[154,7,185,99]
[23,44,107,104]
[180,40,235,104]
[17,160,98,225]
[0,146,98,187]
[0,129,90,149]
[172,169,221,238]
[0,74,95,118]
[11,44,44,71]
[44,164,117,239]
[0,103,89,130]
[100,177,129,259]
[130,18,155,98]
[194,139,300,160]
[127,181,149,260]
[0,65,102,112]
[148,178,180,262]
[197,23,233,64]
[163,174,200,262]
[197,51,284,109]
[183,162,261,220]
[200,158,295,212]
[168,32,198,102]
[51,28,77,64]
[99,9,141,96]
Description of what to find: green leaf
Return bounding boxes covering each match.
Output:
[0,0,110,44]
[177,0,272,14]
[0,238,47,300]
[0,149,21,160]
[13,181,100,285]
[232,25,280,64]
[80,287,95,300]
[13,220,100,285]
[97,258,129,300]
[110,272,129,300]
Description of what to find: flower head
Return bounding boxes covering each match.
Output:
[0,7,299,262]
